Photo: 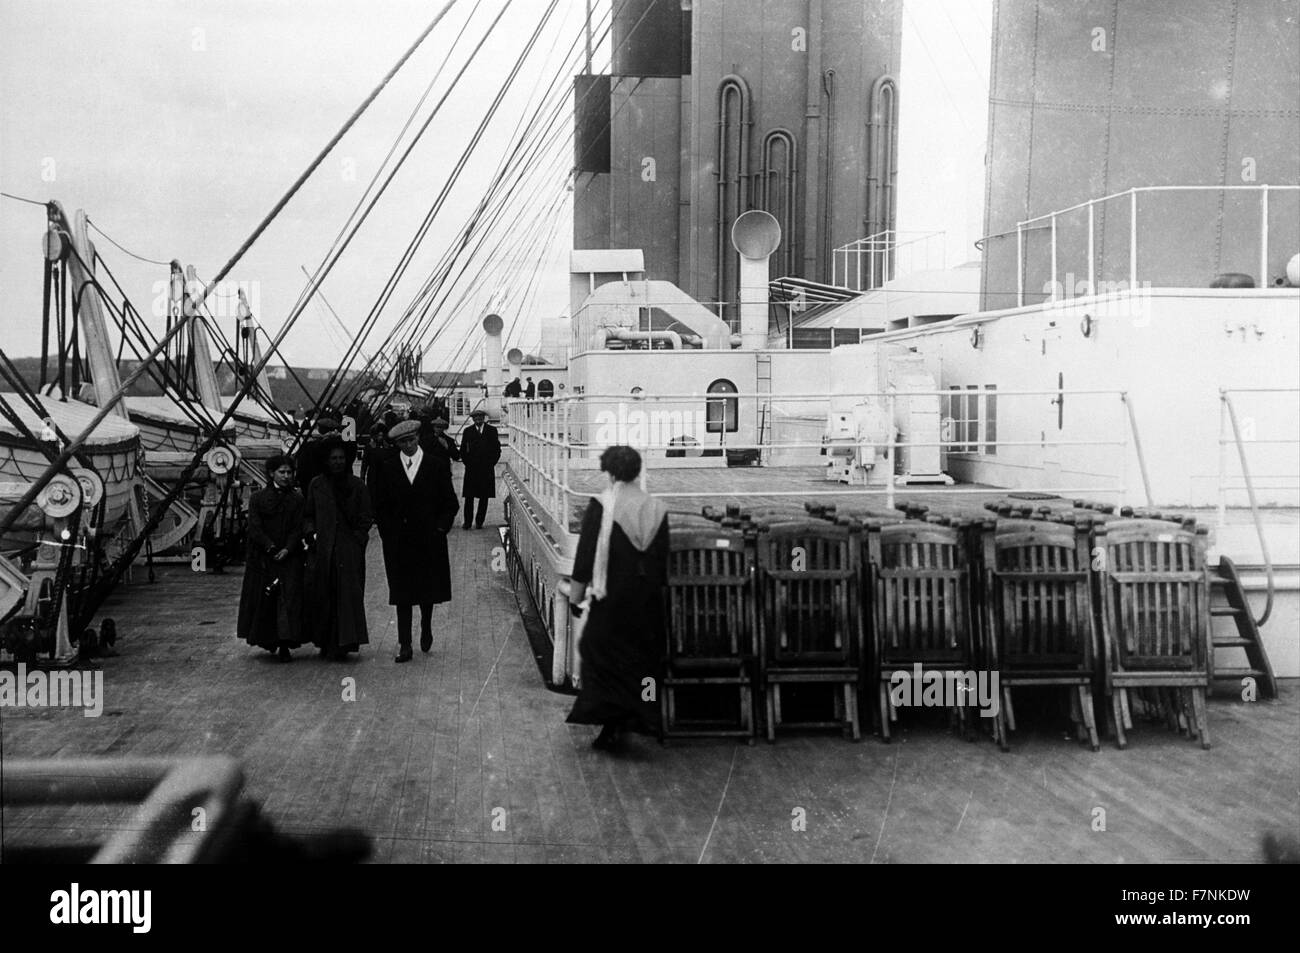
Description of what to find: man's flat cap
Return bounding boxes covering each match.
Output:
[388,419,421,441]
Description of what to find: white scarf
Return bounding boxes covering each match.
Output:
[588,469,653,603]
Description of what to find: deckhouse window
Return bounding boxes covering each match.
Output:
[706,378,738,433]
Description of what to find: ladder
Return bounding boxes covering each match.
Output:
[1208,556,1277,699]
[756,353,772,463]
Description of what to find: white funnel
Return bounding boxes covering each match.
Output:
[731,210,781,350]
[506,346,523,384]
[482,313,504,417]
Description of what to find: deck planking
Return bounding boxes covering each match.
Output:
[3,466,1298,863]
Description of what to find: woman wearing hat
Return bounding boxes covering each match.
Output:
[237,453,306,661]
[304,436,374,659]
[565,446,669,751]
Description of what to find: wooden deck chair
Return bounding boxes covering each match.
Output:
[662,526,759,740]
[1095,519,1212,750]
[755,520,863,741]
[983,519,1100,751]
[868,522,976,741]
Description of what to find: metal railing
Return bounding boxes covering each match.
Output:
[506,388,1154,530]
[832,229,946,292]
[1016,184,1300,306]
[1217,386,1300,627]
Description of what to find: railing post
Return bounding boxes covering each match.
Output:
[885,387,897,511]
[1259,183,1269,287]
[1217,390,1228,535]
[560,398,569,530]
[1050,214,1058,301]
[1087,201,1096,296]
[1129,189,1138,290]
[1016,224,1024,307]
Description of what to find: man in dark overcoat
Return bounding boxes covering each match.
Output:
[373,419,460,662]
[458,409,500,529]
[422,415,461,464]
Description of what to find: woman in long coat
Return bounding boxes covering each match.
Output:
[566,445,669,751]
[237,453,306,661]
[304,437,374,659]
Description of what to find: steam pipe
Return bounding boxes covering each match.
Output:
[598,328,683,350]
[802,0,824,280]
[716,74,752,315]
[866,74,899,287]
[761,128,798,276]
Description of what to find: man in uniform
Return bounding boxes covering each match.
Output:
[458,409,500,529]
[372,419,460,662]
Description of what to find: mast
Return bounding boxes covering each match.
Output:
[59,205,128,417]
[185,264,225,414]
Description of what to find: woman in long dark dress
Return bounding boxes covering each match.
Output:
[237,453,306,662]
[304,437,374,660]
[566,446,669,751]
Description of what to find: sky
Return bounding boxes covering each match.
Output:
[0,0,991,372]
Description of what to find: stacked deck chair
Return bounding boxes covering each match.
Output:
[1095,518,1213,749]
[662,515,759,740]
[868,521,977,741]
[755,519,864,740]
[982,518,1101,751]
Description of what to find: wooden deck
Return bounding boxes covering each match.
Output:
[3,481,1297,863]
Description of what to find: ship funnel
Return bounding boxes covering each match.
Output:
[482,313,504,418]
[506,347,523,383]
[732,210,781,350]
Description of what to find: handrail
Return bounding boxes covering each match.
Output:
[1120,392,1154,505]
[508,389,1146,525]
[1219,389,1286,627]
[1013,184,1300,306]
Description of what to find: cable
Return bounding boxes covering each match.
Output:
[0,191,46,207]
[85,218,172,266]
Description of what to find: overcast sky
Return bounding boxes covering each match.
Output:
[0,0,990,371]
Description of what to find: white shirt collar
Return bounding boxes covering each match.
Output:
[402,446,423,481]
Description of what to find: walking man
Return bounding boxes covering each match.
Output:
[459,409,500,529]
[373,419,460,662]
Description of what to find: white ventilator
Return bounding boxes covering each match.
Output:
[731,210,781,350]
[482,314,504,418]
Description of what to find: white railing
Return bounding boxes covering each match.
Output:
[505,388,1153,530]
[1217,386,1300,627]
[1016,184,1300,306]
[832,230,945,292]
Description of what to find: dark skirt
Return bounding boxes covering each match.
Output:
[566,591,663,734]
[237,552,304,649]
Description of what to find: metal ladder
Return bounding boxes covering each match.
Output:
[756,353,772,463]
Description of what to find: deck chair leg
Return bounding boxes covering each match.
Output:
[1118,687,1133,730]
[1078,685,1100,751]
[1111,691,1129,749]
[661,685,672,745]
[1180,688,1198,741]
[995,706,1011,752]
[1068,688,1088,743]
[878,683,892,742]
[847,685,861,741]
[1191,687,1211,750]
[1003,685,1017,732]
[765,688,776,743]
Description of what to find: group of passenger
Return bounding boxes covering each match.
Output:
[236,403,500,663]
[239,400,670,754]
